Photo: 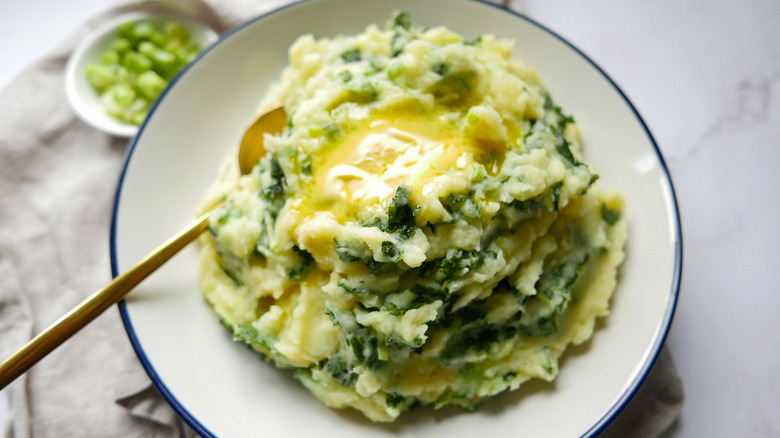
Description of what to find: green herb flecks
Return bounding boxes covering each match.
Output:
[391,11,412,30]
[385,184,418,240]
[338,279,379,297]
[386,392,404,408]
[464,35,483,46]
[441,193,482,221]
[432,62,450,76]
[438,249,486,280]
[327,308,388,371]
[508,196,543,217]
[430,69,478,106]
[219,317,274,361]
[439,319,500,362]
[520,249,591,337]
[551,181,563,211]
[261,156,288,218]
[381,240,401,262]
[340,48,362,63]
[542,93,582,166]
[601,204,622,225]
[328,80,378,109]
[334,238,368,263]
[324,353,358,386]
[390,33,408,57]
[288,246,314,281]
[334,238,400,275]
[383,284,448,316]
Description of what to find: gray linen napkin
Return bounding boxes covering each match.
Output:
[0,1,682,436]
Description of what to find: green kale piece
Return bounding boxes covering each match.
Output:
[340,48,362,63]
[432,62,450,76]
[385,184,418,239]
[328,80,378,109]
[551,181,563,211]
[216,254,243,286]
[347,81,378,103]
[260,156,288,218]
[543,94,580,166]
[383,284,448,316]
[338,279,378,297]
[551,124,578,165]
[442,193,482,220]
[334,238,399,274]
[339,70,353,82]
[334,238,366,263]
[409,284,448,303]
[506,179,565,218]
[364,259,400,275]
[601,204,622,225]
[327,307,394,371]
[509,196,543,216]
[436,303,509,363]
[381,240,401,261]
[430,69,478,106]
[219,317,273,360]
[386,392,405,408]
[540,251,591,306]
[390,33,408,57]
[300,162,312,176]
[464,35,483,46]
[348,327,386,370]
[324,354,358,387]
[438,249,486,280]
[391,11,412,30]
[519,314,557,338]
[288,246,314,281]
[439,320,500,361]
[520,250,591,337]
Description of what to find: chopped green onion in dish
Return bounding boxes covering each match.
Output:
[85,19,203,125]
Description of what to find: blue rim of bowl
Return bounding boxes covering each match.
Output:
[111,1,683,436]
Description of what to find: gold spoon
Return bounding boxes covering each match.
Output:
[0,104,287,389]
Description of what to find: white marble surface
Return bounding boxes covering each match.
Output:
[1,0,779,436]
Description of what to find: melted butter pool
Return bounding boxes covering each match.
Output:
[291,112,507,225]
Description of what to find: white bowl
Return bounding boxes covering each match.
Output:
[65,11,219,137]
[111,0,682,436]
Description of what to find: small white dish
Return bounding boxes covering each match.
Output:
[64,11,219,137]
[111,0,682,436]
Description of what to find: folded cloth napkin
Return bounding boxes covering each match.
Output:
[0,1,683,436]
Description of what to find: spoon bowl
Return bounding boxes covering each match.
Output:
[239,104,287,175]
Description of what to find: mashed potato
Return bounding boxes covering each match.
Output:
[198,12,626,422]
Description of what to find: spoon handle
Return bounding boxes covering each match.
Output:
[0,209,213,389]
